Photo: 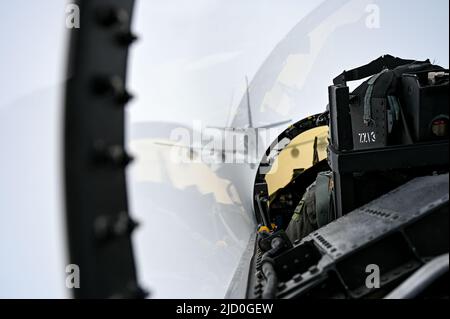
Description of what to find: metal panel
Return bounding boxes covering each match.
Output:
[246,174,449,299]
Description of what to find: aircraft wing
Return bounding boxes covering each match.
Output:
[206,119,291,131]
[155,141,240,155]
[154,141,203,151]
[254,119,292,129]
[205,126,245,132]
[274,136,328,151]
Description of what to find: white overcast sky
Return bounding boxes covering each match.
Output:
[0,0,448,298]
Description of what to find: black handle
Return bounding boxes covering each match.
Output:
[333,54,429,85]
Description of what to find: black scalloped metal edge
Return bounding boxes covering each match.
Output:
[64,0,146,298]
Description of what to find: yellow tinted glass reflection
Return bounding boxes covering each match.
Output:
[265,126,329,196]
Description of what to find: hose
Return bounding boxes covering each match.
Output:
[261,237,284,299]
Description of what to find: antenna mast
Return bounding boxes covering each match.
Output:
[245,76,253,128]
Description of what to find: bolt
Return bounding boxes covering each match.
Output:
[309,266,318,274]
[96,7,129,27]
[116,31,139,46]
[92,76,134,105]
[126,282,149,299]
[254,283,263,290]
[113,212,139,236]
[94,212,139,241]
[116,89,134,104]
[108,145,134,167]
[93,141,134,167]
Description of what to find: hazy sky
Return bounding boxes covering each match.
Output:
[0,0,67,298]
[0,0,448,298]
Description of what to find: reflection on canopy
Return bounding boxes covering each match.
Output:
[129,137,241,205]
[128,0,449,298]
[265,126,328,196]
[231,0,372,131]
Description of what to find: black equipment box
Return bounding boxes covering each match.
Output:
[327,55,449,217]
[329,55,449,152]
[401,70,449,142]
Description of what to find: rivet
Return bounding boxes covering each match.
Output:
[278,283,286,291]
